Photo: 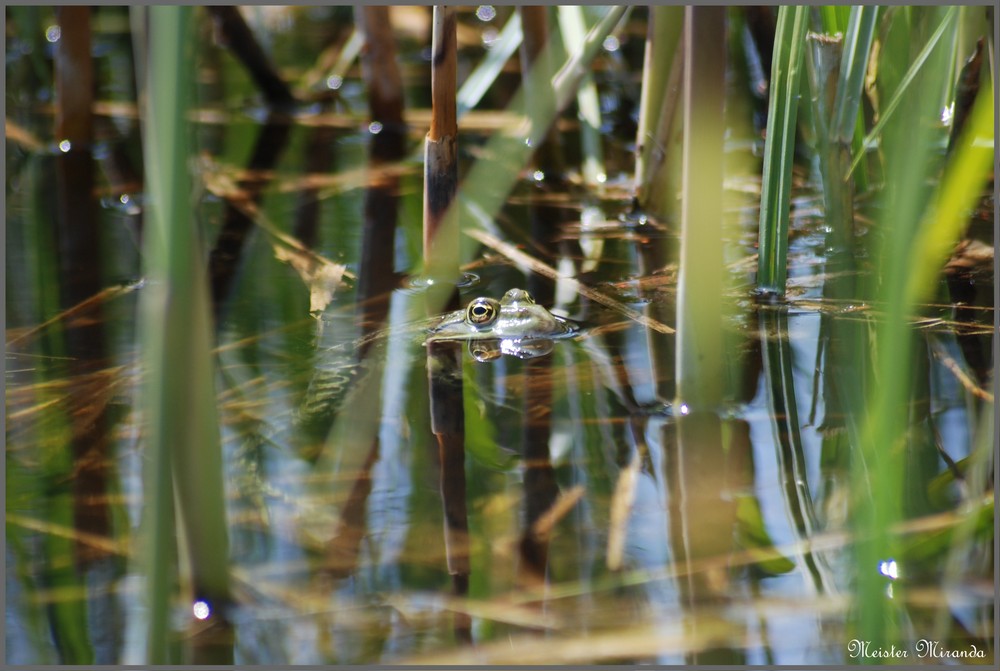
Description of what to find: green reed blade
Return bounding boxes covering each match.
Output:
[756,5,809,295]
[831,6,877,145]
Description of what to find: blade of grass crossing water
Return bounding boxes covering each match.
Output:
[456,11,522,118]
[756,6,808,296]
[557,5,606,187]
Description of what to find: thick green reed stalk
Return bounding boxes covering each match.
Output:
[852,5,971,650]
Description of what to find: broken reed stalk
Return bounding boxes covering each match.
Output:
[54,5,103,315]
[55,7,93,149]
[423,5,459,285]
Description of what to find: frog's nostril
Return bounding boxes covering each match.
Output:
[504,288,533,303]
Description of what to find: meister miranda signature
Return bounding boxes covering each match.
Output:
[848,639,986,660]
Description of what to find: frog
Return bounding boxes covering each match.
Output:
[294,288,579,456]
[426,288,578,360]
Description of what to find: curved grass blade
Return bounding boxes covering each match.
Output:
[845,7,958,180]
[903,78,993,307]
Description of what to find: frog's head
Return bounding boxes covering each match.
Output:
[427,288,577,343]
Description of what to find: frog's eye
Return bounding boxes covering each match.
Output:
[466,297,500,327]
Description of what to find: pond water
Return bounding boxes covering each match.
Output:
[5,5,995,666]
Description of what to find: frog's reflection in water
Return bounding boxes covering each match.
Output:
[466,337,556,362]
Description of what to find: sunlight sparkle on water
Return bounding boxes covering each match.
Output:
[878,559,898,580]
[679,404,690,415]
[45,25,61,43]
[368,121,383,135]
[532,170,545,182]
[941,102,954,126]
[192,600,211,620]
[326,75,343,90]
[58,140,71,153]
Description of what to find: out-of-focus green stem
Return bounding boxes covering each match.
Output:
[904,79,994,307]
[139,6,231,662]
[854,6,955,648]
[634,6,683,214]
